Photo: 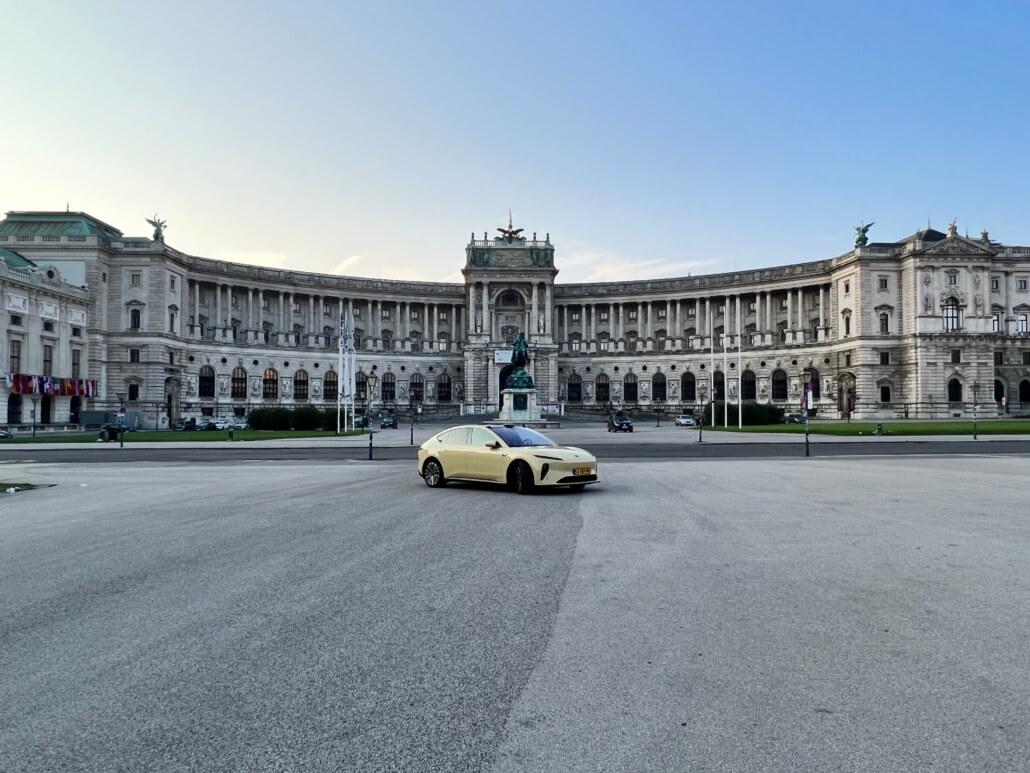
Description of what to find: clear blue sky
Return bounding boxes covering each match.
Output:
[4,1,1028,283]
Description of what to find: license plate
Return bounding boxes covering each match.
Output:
[574,467,591,475]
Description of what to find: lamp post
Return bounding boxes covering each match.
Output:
[410,398,421,446]
[655,398,663,427]
[30,395,39,439]
[971,382,980,440]
[697,384,708,443]
[365,372,379,459]
[802,368,814,457]
[116,391,126,448]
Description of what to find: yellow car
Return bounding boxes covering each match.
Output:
[417,424,599,494]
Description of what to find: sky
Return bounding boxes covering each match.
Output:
[3,1,1029,285]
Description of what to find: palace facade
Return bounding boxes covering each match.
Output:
[3,210,1030,431]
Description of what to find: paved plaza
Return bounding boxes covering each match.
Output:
[1,444,1028,772]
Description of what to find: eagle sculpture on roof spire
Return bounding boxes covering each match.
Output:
[497,209,524,242]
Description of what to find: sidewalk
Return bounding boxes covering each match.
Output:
[11,422,1028,451]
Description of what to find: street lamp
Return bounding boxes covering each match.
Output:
[30,395,39,439]
[365,372,379,458]
[655,398,663,427]
[801,368,814,458]
[971,382,980,440]
[697,383,708,443]
[116,391,126,448]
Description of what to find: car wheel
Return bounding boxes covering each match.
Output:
[510,461,535,495]
[422,458,447,488]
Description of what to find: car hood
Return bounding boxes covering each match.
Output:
[520,445,594,461]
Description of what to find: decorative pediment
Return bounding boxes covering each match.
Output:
[874,303,894,313]
[940,289,965,304]
[912,235,997,258]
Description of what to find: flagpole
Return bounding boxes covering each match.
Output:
[708,302,714,428]
[337,312,345,435]
[737,296,743,428]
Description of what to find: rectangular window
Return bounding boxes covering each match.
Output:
[599,312,609,322]
[1019,279,1028,290]
[293,302,301,314]
[353,308,361,318]
[991,278,1000,291]
[231,295,239,308]
[1023,351,1030,366]
[170,276,176,290]
[628,312,638,322]
[844,280,850,294]
[1018,314,1028,333]
[10,314,22,326]
[879,314,889,334]
[993,314,1001,332]
[438,311,448,322]
[571,312,580,322]
[878,277,889,290]
[947,274,957,286]
[323,304,332,317]
[43,345,53,376]
[880,352,890,365]
[600,339,610,351]
[43,321,55,332]
[130,272,141,286]
[169,352,175,365]
[410,310,421,322]
[571,339,582,352]
[72,349,81,379]
[262,299,271,311]
[657,309,667,320]
[129,348,140,363]
[128,383,139,401]
[994,351,1004,366]
[10,339,21,371]
[72,326,82,337]
[844,353,852,367]
[951,349,961,364]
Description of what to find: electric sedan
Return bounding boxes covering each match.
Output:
[417,424,599,494]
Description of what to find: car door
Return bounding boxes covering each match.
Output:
[464,427,507,481]
[430,427,470,478]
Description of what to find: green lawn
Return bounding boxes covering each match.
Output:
[0,429,370,444]
[713,420,1030,437]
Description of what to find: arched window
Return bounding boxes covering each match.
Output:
[294,370,309,400]
[595,374,610,404]
[681,372,696,402]
[410,373,425,402]
[880,385,891,403]
[948,378,963,403]
[437,374,452,402]
[7,394,22,424]
[231,367,247,399]
[381,372,396,402]
[567,373,583,403]
[714,371,725,401]
[263,368,279,399]
[199,366,216,398]
[1020,379,1030,404]
[652,372,667,401]
[943,298,961,331]
[771,370,788,401]
[324,371,338,401]
[624,373,638,402]
[742,370,757,401]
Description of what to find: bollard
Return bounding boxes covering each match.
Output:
[804,419,810,457]
[228,427,234,441]
[368,430,374,461]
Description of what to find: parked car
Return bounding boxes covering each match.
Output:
[381,415,398,429]
[354,415,371,428]
[214,419,231,430]
[779,412,807,424]
[233,420,249,430]
[608,412,633,432]
[171,418,186,431]
[673,414,696,427]
[197,421,219,431]
[0,429,13,439]
[418,424,599,494]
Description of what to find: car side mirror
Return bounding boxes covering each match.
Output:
[487,441,501,449]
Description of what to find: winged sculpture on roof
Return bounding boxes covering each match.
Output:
[146,214,167,241]
[496,209,524,242]
[854,221,874,247]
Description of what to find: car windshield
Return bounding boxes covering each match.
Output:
[489,425,556,448]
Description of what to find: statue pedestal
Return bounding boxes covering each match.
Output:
[498,388,539,423]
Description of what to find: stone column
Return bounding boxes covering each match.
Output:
[545,284,552,335]
[766,291,773,344]
[563,305,569,343]
[531,283,539,336]
[481,281,490,340]
[704,298,711,348]
[432,303,439,345]
[468,284,476,334]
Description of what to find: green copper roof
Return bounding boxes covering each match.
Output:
[0,211,123,239]
[0,246,37,268]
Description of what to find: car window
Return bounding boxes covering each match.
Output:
[489,425,556,448]
[470,427,495,447]
[435,428,470,446]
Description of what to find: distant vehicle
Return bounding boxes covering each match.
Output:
[354,415,371,428]
[197,421,219,431]
[0,429,13,439]
[380,416,398,429]
[233,420,249,430]
[608,412,633,432]
[171,418,186,431]
[673,414,696,427]
[779,412,807,424]
[214,419,231,430]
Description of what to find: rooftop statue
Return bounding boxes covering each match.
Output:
[146,214,167,241]
[947,219,958,237]
[496,209,524,244]
[854,221,874,247]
